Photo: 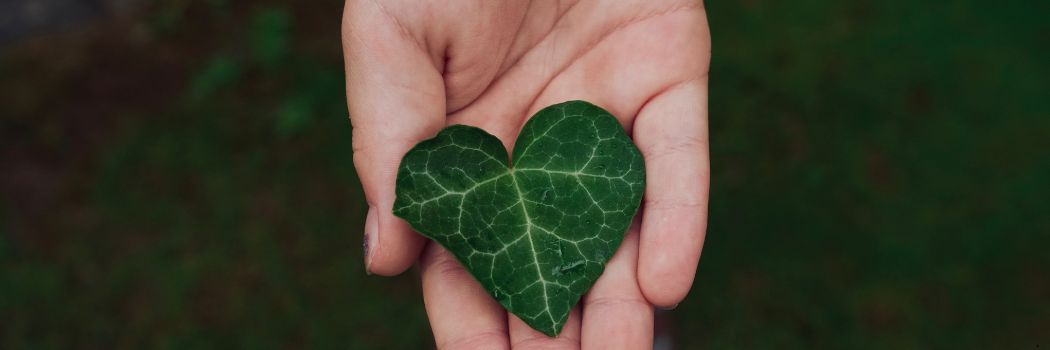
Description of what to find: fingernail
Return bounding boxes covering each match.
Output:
[364,206,378,275]
[657,303,679,311]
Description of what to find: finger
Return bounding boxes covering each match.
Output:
[633,79,710,307]
[509,307,581,349]
[343,1,446,275]
[582,223,654,349]
[421,243,510,349]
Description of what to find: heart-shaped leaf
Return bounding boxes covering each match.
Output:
[393,100,645,336]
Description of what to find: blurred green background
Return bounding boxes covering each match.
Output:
[2,0,1047,348]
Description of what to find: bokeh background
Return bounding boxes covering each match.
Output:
[2,0,1047,348]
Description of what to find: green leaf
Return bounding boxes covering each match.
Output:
[393,100,645,336]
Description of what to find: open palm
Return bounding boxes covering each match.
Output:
[343,0,710,348]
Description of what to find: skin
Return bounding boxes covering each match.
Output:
[342,0,710,348]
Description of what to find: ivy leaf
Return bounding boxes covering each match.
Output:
[393,100,645,336]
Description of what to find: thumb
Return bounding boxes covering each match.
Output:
[343,1,445,276]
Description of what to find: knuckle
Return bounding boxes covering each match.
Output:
[643,196,706,211]
[585,295,651,311]
[350,137,369,156]
[511,336,580,350]
[438,330,508,350]
[424,250,472,282]
[641,134,707,161]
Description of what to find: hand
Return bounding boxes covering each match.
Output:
[342,0,710,348]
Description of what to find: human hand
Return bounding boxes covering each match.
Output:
[342,0,710,348]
